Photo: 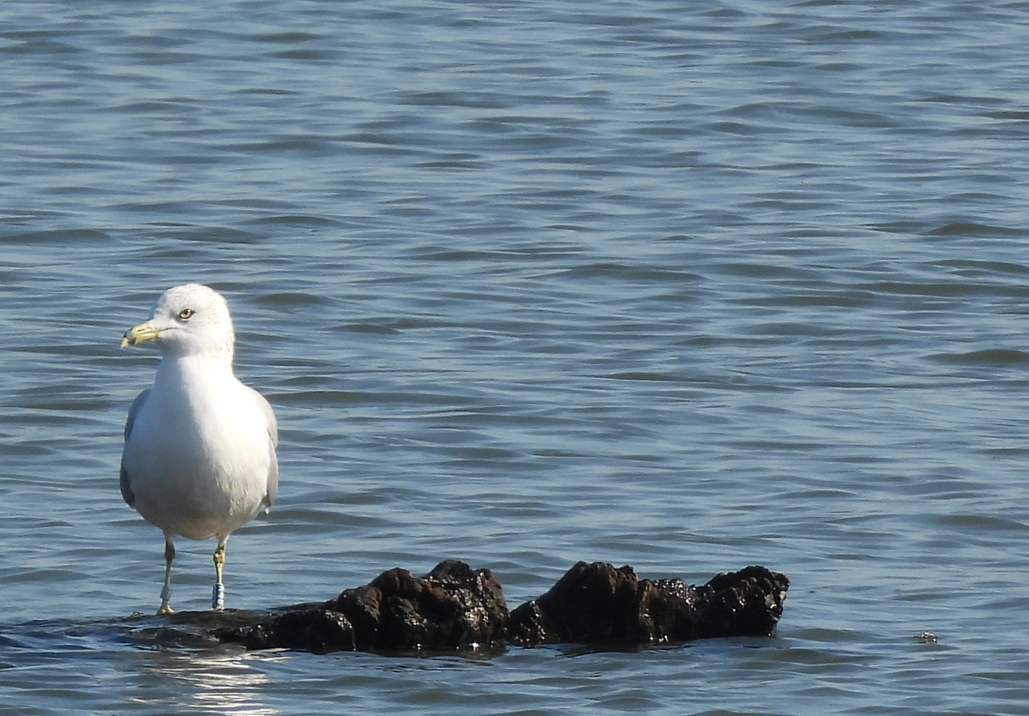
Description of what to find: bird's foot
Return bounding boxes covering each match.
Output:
[158,585,173,615]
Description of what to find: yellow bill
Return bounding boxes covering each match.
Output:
[121,322,163,348]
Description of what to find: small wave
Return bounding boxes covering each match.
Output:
[930,348,1029,365]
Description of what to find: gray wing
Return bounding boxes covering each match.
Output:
[248,386,279,510]
[119,388,151,508]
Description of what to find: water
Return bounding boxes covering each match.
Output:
[2,0,1029,713]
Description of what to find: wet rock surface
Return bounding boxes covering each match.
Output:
[170,560,787,654]
[217,559,507,653]
[507,562,789,647]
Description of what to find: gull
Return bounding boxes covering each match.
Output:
[119,284,278,614]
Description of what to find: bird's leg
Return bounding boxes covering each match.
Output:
[158,538,175,615]
[212,538,227,611]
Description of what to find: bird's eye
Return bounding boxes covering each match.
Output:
[178,309,195,320]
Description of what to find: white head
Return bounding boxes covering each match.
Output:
[121,284,235,360]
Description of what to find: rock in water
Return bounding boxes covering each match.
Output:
[692,565,790,639]
[506,561,789,647]
[219,559,507,652]
[213,560,788,653]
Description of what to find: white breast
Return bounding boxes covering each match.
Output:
[122,357,274,541]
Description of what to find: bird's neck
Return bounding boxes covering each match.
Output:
[156,353,236,388]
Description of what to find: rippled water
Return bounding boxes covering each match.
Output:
[3,1,1029,713]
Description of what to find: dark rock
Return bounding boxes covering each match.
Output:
[218,559,508,653]
[200,559,788,653]
[693,565,790,639]
[507,561,788,647]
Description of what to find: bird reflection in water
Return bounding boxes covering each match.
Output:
[131,649,285,715]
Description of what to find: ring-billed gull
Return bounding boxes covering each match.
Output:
[119,284,278,614]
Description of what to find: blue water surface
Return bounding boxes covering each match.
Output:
[2,1,1029,714]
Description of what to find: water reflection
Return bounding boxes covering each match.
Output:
[131,648,283,715]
